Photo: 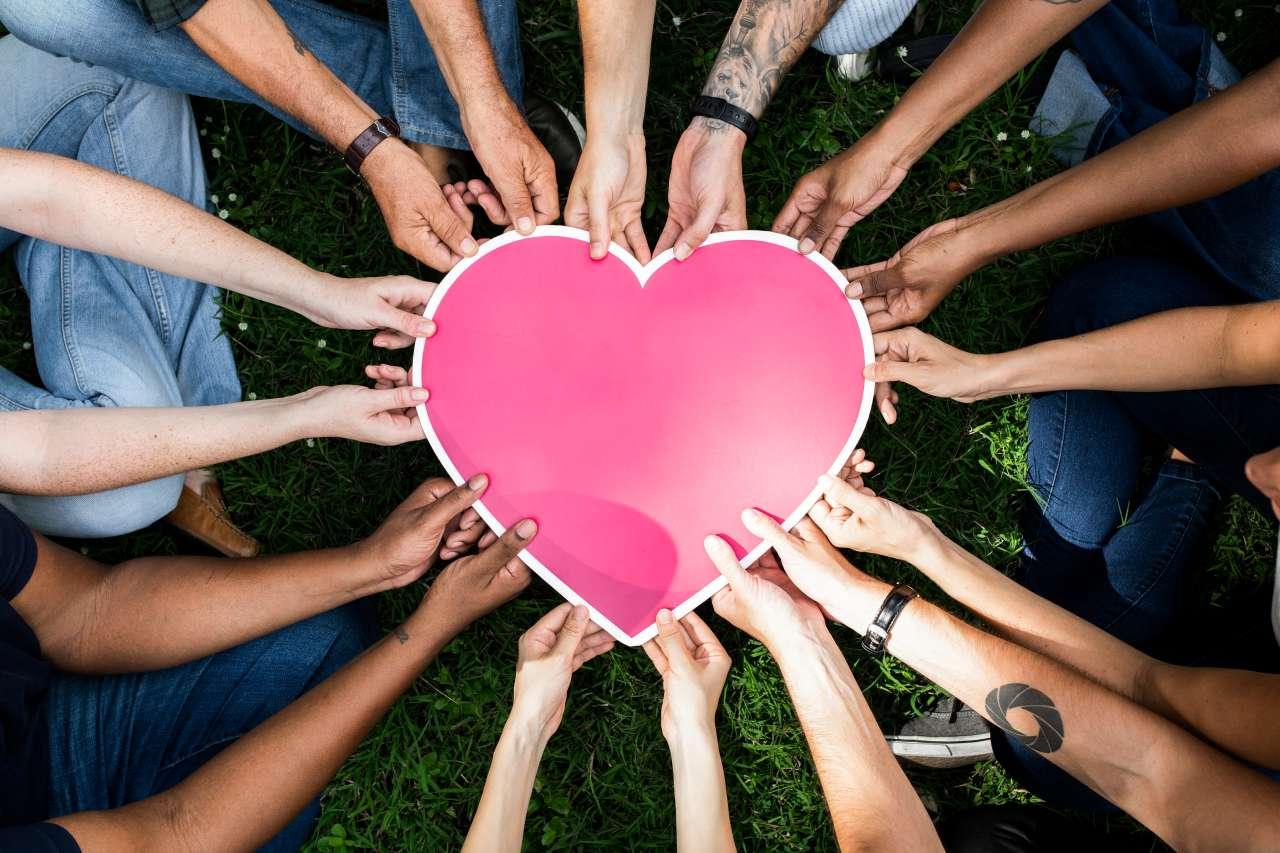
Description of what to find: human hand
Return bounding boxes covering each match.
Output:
[511,603,616,737]
[809,469,938,565]
[295,374,427,446]
[705,534,829,649]
[772,136,910,260]
[864,327,995,423]
[842,219,988,332]
[291,274,437,349]
[653,119,747,260]
[643,610,730,742]
[464,99,559,235]
[361,140,479,271]
[564,133,651,262]
[356,475,490,590]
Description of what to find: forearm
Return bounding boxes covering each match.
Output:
[701,0,843,120]
[579,0,655,136]
[44,542,386,674]
[0,150,333,314]
[914,533,1280,768]
[409,0,513,123]
[0,395,319,497]
[770,629,939,852]
[869,0,1106,165]
[666,724,735,853]
[55,605,455,852]
[462,712,552,853]
[978,302,1280,396]
[960,59,1280,260]
[182,0,377,150]
[830,578,1280,848]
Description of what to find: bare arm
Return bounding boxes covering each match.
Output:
[754,513,1280,850]
[50,522,532,853]
[12,478,490,673]
[0,150,439,337]
[866,302,1280,403]
[564,0,655,261]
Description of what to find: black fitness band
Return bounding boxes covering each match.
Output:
[861,583,918,655]
[690,95,759,143]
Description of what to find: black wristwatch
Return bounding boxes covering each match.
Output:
[343,115,401,176]
[861,583,918,655]
[690,95,758,143]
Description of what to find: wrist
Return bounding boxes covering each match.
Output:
[507,699,559,745]
[664,714,717,750]
[828,574,894,636]
[688,116,749,152]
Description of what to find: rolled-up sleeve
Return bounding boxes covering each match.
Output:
[134,0,210,30]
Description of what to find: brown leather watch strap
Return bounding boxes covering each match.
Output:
[344,115,401,175]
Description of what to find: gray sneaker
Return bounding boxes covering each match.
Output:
[886,697,993,769]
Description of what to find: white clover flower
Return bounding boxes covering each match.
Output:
[1025,165,1033,172]
[237,321,248,331]
[80,546,90,555]
[218,209,230,219]
[22,341,32,350]
[200,128,208,137]
[306,438,316,448]
[896,45,908,58]
[247,391,258,400]
[210,194,220,204]
[1216,30,1227,41]
[996,131,1008,142]
[671,15,682,26]
[1020,129,1031,139]
[1234,7,1243,15]
[223,125,230,133]
[317,338,327,349]
[211,147,222,159]
[228,193,238,202]
[204,115,212,124]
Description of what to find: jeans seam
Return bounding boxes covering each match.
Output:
[16,83,121,151]
[387,2,409,126]
[58,244,94,400]
[101,99,174,346]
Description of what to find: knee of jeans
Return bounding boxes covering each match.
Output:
[15,475,183,538]
[280,604,378,684]
[0,0,106,59]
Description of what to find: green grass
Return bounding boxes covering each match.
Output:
[2,2,1277,850]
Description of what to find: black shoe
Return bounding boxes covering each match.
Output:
[886,696,992,768]
[523,94,584,191]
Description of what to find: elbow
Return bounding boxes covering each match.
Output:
[135,792,208,853]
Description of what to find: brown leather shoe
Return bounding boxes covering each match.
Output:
[164,477,260,558]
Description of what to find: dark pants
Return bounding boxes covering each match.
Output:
[1000,0,1280,812]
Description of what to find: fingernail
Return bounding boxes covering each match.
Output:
[846,281,864,298]
[740,507,760,524]
[675,242,691,261]
[410,388,429,401]
[798,238,815,254]
[702,534,721,554]
[818,474,834,488]
[571,604,588,623]
[656,608,673,625]
[590,242,604,258]
[514,519,536,539]
[418,320,436,336]
[517,216,534,234]
[460,238,478,255]
[467,473,488,490]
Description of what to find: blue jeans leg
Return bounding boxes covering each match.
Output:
[386,0,523,149]
[46,604,377,852]
[0,36,241,537]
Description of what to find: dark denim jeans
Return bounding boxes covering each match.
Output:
[45,604,376,852]
[0,0,523,150]
[997,0,1280,811]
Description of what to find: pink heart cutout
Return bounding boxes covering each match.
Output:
[413,227,872,645]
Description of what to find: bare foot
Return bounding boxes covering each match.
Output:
[410,141,463,184]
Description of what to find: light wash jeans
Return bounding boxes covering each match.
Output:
[0,0,524,150]
[0,36,241,537]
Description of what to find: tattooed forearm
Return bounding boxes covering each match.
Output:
[285,24,309,57]
[985,683,1065,754]
[394,626,409,645]
[701,0,843,117]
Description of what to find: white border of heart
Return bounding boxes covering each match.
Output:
[413,225,874,646]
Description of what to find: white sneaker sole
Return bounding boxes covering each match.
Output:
[886,734,993,768]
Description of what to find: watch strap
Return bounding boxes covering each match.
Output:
[690,95,758,142]
[344,115,401,175]
[861,583,918,655]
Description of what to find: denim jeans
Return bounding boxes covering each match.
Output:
[0,0,524,150]
[46,604,376,852]
[997,0,1280,809]
[0,36,242,538]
